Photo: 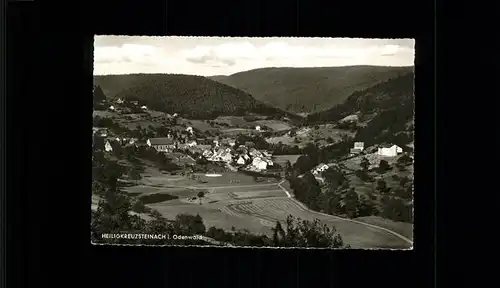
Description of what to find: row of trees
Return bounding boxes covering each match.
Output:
[286,160,413,223]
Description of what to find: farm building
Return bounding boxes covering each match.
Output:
[377,144,403,157]
[255,126,261,131]
[108,105,115,111]
[147,138,177,152]
[141,105,148,110]
[116,98,124,104]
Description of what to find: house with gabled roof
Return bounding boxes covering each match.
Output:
[147,138,177,152]
[377,144,403,157]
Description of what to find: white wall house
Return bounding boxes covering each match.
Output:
[312,163,329,175]
[105,141,113,152]
[147,138,177,152]
[109,105,115,111]
[141,105,148,110]
[354,142,364,151]
[252,157,268,170]
[116,98,124,104]
[236,156,246,165]
[255,126,261,131]
[377,145,403,157]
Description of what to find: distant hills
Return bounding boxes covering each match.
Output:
[210,66,414,114]
[94,74,299,120]
[308,72,415,147]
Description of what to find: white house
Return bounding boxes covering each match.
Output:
[354,142,364,151]
[109,105,115,111]
[377,144,403,157]
[186,127,194,135]
[116,98,124,104]
[105,140,113,152]
[255,126,261,131]
[147,138,177,152]
[252,157,268,170]
[236,156,246,165]
[187,140,197,147]
[141,105,148,110]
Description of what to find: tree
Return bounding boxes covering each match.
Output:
[343,188,360,218]
[399,176,410,188]
[294,155,314,174]
[322,167,347,191]
[360,157,370,171]
[397,154,413,166]
[93,135,105,151]
[173,214,206,235]
[357,194,376,217]
[304,142,319,166]
[376,179,388,194]
[273,215,345,248]
[197,191,205,205]
[129,168,141,185]
[93,85,107,102]
[131,200,146,213]
[272,221,286,246]
[377,160,391,173]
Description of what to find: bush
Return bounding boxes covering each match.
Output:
[131,200,146,213]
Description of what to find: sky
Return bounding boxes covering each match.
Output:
[94,36,415,76]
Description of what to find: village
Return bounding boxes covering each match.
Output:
[93,97,411,184]
[92,95,414,249]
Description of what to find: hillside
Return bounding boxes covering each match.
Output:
[94,74,298,120]
[209,66,413,114]
[307,72,414,147]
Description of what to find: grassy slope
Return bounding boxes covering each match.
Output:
[94,74,299,120]
[210,66,413,114]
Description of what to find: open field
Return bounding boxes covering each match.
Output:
[273,155,303,165]
[131,169,412,248]
[93,110,118,118]
[254,120,291,131]
[214,116,257,127]
[186,120,217,132]
[354,216,413,240]
[224,197,411,249]
[303,126,355,142]
[220,128,257,134]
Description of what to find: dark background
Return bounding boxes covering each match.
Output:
[3,0,461,286]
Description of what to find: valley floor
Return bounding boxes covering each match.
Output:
[106,165,413,249]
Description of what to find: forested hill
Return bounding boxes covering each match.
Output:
[93,74,298,120]
[209,66,413,114]
[308,72,415,147]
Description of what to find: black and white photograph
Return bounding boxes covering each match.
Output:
[91,36,414,249]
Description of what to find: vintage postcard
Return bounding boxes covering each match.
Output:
[92,36,414,249]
